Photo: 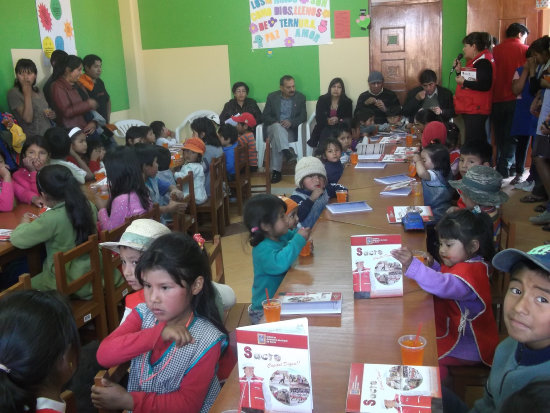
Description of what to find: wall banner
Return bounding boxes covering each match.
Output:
[249,0,331,49]
[36,0,77,58]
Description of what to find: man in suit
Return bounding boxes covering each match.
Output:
[263,75,307,183]
[402,69,455,123]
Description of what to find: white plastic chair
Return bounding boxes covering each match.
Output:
[113,119,146,139]
[256,119,308,169]
[175,110,220,142]
[304,113,316,156]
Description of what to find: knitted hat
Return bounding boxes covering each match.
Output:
[100,219,170,253]
[231,112,257,129]
[493,245,550,274]
[422,121,447,147]
[368,71,384,83]
[449,165,509,206]
[182,137,206,155]
[294,156,327,186]
[279,196,298,214]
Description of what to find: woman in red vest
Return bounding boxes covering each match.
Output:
[454,32,495,143]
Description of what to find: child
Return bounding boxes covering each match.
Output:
[191,117,222,195]
[290,156,347,228]
[174,137,207,204]
[13,135,50,207]
[66,127,94,181]
[0,290,80,413]
[316,137,344,184]
[86,139,106,174]
[95,146,151,230]
[412,143,453,221]
[155,145,176,186]
[43,126,87,184]
[391,209,499,380]
[243,195,310,324]
[217,124,239,181]
[134,143,186,220]
[125,126,145,146]
[10,164,98,299]
[322,122,352,164]
[469,245,550,412]
[232,112,258,172]
[355,108,377,144]
[0,151,14,211]
[92,232,228,413]
[141,125,156,145]
[150,120,177,147]
[386,106,409,132]
[456,139,493,208]
[449,165,509,246]
[279,195,299,230]
[421,121,447,148]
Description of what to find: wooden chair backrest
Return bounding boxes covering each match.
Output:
[125,203,160,224]
[251,137,271,194]
[209,155,226,210]
[233,143,251,184]
[207,235,225,284]
[175,172,198,234]
[94,362,131,413]
[0,273,31,299]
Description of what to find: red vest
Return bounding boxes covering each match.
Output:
[454,50,495,115]
[239,375,266,410]
[434,260,499,366]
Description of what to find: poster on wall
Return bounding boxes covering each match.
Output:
[249,0,331,49]
[36,0,77,58]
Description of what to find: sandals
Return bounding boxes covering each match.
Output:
[520,194,548,203]
[509,175,523,186]
[535,204,547,213]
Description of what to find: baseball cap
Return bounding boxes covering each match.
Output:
[493,245,550,274]
[231,113,257,128]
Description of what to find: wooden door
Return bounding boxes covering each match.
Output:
[467,0,540,42]
[369,0,442,105]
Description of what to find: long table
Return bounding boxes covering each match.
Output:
[210,159,438,412]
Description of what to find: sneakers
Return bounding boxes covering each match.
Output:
[515,180,535,191]
[271,170,282,183]
[529,210,550,225]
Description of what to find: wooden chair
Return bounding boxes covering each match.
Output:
[61,390,77,413]
[124,203,160,224]
[94,362,131,413]
[174,172,199,234]
[53,234,108,340]
[0,273,31,299]
[206,235,225,284]
[99,222,132,333]
[196,156,230,237]
[228,143,251,214]
[251,137,271,195]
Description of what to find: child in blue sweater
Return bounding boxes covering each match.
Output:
[243,195,310,324]
[315,137,344,184]
[290,156,347,228]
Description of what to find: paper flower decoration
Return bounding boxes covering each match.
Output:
[284,37,294,47]
[268,17,277,27]
[249,23,259,34]
[38,3,52,31]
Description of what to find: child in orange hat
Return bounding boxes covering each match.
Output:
[174,137,207,204]
[279,195,299,229]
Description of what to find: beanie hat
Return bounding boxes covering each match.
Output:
[100,219,170,253]
[279,196,298,214]
[294,156,327,186]
[231,112,257,129]
[368,71,384,83]
[182,137,206,155]
[422,121,447,147]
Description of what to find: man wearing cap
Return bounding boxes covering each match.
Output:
[354,71,401,124]
[263,75,307,183]
[402,69,455,123]
[239,364,272,412]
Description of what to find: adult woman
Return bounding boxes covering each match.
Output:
[308,77,353,148]
[50,55,98,137]
[7,59,56,136]
[454,32,495,142]
[219,81,262,125]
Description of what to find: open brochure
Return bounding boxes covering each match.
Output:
[0,229,13,241]
[327,202,373,214]
[236,318,313,412]
[356,142,385,156]
[392,146,420,156]
[374,174,415,185]
[350,235,403,298]
[380,182,412,197]
[355,162,387,169]
[346,363,441,412]
[381,154,407,163]
[278,292,342,315]
[386,206,434,224]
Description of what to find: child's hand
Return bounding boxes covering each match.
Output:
[91,378,134,410]
[0,164,11,181]
[22,156,36,172]
[21,212,37,224]
[390,247,413,272]
[162,324,195,347]
[297,226,311,241]
[309,188,323,201]
[31,196,44,208]
[424,252,435,267]
[412,154,421,163]
[166,199,187,214]
[170,189,185,201]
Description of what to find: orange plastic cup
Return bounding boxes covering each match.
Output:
[398,335,426,366]
[408,162,416,178]
[406,134,413,147]
[350,152,359,165]
[94,171,106,182]
[262,299,281,322]
[299,239,313,257]
[336,190,348,203]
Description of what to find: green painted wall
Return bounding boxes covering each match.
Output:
[442,0,467,91]
[138,0,368,102]
[0,0,129,113]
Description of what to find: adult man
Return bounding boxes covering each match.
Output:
[263,75,307,183]
[80,54,111,123]
[492,23,529,177]
[354,71,400,124]
[402,69,455,123]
